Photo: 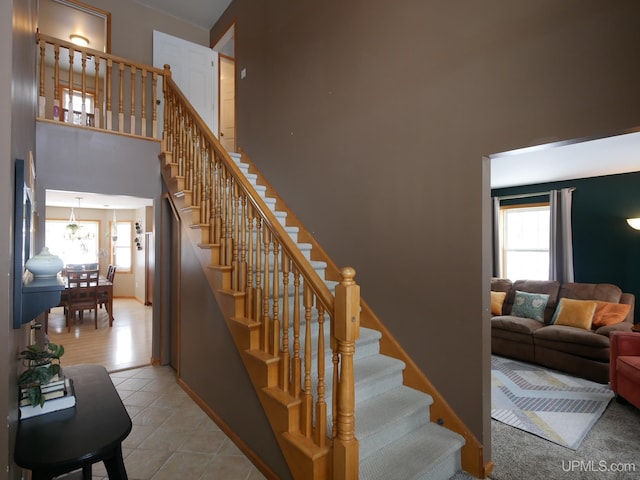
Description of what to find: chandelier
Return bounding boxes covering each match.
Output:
[64,197,95,244]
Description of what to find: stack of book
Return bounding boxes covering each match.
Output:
[19,377,76,419]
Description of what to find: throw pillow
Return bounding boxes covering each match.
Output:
[491,291,507,315]
[592,301,631,328]
[552,298,598,330]
[511,290,549,322]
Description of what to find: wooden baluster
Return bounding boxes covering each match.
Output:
[200,138,207,224]
[301,282,314,437]
[179,109,186,177]
[239,194,247,294]
[81,52,87,126]
[272,240,280,357]
[262,228,271,353]
[67,48,74,123]
[219,169,228,262]
[53,44,60,121]
[316,305,327,448]
[38,40,45,118]
[94,56,101,128]
[291,268,302,397]
[161,65,171,147]
[254,218,263,323]
[214,157,223,248]
[333,267,361,480]
[141,68,147,137]
[192,132,199,212]
[225,175,234,266]
[152,71,158,138]
[106,58,113,130]
[118,62,124,132]
[130,66,136,134]
[332,315,339,440]
[232,182,240,290]
[245,206,255,319]
[280,255,291,392]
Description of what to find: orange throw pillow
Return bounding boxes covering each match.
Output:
[491,291,507,315]
[592,301,631,328]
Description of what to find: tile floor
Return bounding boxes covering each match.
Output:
[56,365,266,480]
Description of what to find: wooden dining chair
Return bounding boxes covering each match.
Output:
[98,265,116,317]
[66,269,100,331]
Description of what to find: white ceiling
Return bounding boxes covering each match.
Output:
[132,0,232,30]
[490,130,640,189]
[46,190,153,210]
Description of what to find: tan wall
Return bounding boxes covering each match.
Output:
[81,0,210,62]
[211,0,640,463]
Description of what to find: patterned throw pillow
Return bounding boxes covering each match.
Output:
[511,290,549,322]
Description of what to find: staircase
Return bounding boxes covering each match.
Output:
[33,34,485,480]
[161,133,467,479]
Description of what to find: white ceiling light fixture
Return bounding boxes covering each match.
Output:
[626,218,640,231]
[69,34,89,47]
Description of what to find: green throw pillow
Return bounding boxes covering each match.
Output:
[511,290,549,322]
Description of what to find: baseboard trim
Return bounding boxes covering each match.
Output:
[176,376,280,480]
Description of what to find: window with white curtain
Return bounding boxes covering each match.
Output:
[112,221,132,272]
[45,219,99,266]
[500,204,550,281]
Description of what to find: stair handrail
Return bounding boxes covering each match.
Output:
[162,67,334,313]
[36,32,164,139]
[161,67,359,480]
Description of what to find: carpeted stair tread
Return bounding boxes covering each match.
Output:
[359,422,465,480]
[353,385,434,459]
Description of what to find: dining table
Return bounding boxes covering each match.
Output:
[43,274,114,333]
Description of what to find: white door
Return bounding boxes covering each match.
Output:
[153,30,218,137]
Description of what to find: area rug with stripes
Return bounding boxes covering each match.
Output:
[491,355,614,449]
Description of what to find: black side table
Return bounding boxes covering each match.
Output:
[14,364,132,480]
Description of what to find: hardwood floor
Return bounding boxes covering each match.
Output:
[47,298,153,372]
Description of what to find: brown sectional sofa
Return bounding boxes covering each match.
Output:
[491,278,635,383]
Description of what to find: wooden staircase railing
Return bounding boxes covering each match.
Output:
[36,32,163,139]
[161,67,361,480]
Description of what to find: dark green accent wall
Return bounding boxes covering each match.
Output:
[493,171,640,324]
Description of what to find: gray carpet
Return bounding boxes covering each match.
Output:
[490,397,640,479]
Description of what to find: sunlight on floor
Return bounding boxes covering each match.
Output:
[47,298,153,372]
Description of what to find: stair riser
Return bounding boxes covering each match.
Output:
[358,405,430,460]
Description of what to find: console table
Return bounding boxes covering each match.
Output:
[14,364,132,479]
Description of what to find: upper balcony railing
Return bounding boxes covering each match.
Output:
[36,32,164,139]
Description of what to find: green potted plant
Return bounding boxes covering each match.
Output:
[18,343,65,407]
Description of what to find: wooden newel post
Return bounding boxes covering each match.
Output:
[333,267,360,480]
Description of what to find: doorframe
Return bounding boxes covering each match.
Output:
[160,193,181,373]
[212,21,237,151]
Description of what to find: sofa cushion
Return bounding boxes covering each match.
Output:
[491,291,507,315]
[559,282,623,303]
[504,280,560,323]
[511,290,549,322]
[492,315,547,336]
[491,278,512,294]
[551,298,597,330]
[592,301,631,328]
[533,325,611,361]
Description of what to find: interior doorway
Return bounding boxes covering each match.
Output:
[213,22,236,153]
